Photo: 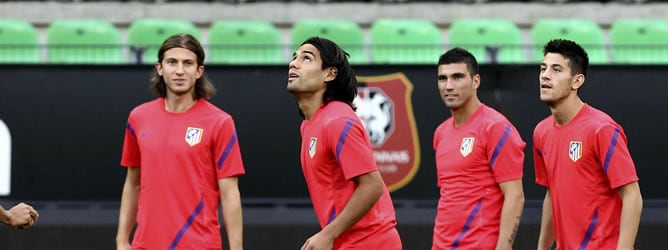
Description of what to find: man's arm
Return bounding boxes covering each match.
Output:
[496,179,524,250]
[116,167,140,250]
[537,190,555,250]
[616,181,642,250]
[301,171,385,250]
[0,203,38,229]
[219,176,243,250]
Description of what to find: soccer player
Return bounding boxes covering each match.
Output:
[287,37,402,250]
[1,203,38,229]
[534,39,643,250]
[431,48,525,250]
[116,34,245,250]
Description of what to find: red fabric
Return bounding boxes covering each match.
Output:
[121,98,245,249]
[300,101,401,249]
[432,104,525,249]
[533,104,638,249]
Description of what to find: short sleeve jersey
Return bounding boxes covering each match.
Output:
[533,104,639,250]
[300,101,401,249]
[121,98,245,250]
[432,104,525,250]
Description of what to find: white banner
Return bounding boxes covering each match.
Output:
[0,119,11,196]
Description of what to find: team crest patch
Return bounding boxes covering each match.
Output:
[460,137,475,157]
[569,141,583,162]
[185,127,204,146]
[309,137,317,158]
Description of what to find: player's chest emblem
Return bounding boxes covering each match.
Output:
[569,141,583,162]
[185,127,204,146]
[309,137,318,158]
[460,137,475,157]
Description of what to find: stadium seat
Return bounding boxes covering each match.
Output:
[127,19,201,64]
[530,19,608,64]
[369,19,442,64]
[291,19,367,64]
[0,19,40,63]
[46,20,123,64]
[610,19,668,64]
[448,19,526,64]
[208,20,283,64]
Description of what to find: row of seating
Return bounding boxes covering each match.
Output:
[1,18,667,64]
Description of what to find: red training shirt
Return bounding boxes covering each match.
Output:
[533,104,639,250]
[300,101,402,249]
[121,98,245,250]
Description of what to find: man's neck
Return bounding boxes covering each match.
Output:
[451,98,481,127]
[164,93,197,113]
[549,96,585,126]
[294,91,325,121]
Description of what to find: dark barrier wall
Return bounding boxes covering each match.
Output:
[1,65,667,201]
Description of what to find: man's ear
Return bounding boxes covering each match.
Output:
[572,73,585,90]
[325,67,338,82]
[472,74,481,90]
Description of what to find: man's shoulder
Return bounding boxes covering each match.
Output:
[129,98,161,116]
[533,115,554,135]
[320,101,357,123]
[198,100,232,120]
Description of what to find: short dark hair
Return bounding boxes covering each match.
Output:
[543,39,589,77]
[149,33,216,99]
[438,47,479,77]
[301,37,357,109]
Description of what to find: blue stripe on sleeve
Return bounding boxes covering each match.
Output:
[489,125,512,169]
[217,132,238,170]
[168,197,205,250]
[327,208,337,224]
[578,210,599,250]
[602,128,620,174]
[126,123,136,137]
[335,119,355,160]
[451,199,483,250]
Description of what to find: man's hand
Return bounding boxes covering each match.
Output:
[6,203,39,229]
[301,231,335,250]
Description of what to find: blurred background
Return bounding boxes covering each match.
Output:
[0,0,667,249]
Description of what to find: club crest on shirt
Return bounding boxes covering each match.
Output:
[460,137,475,157]
[185,127,204,146]
[569,141,583,162]
[309,137,317,158]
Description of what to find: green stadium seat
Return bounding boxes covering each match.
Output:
[530,19,608,64]
[47,20,123,64]
[208,20,283,64]
[369,19,442,64]
[291,19,367,64]
[448,19,526,64]
[610,19,668,64]
[127,19,201,64]
[0,19,40,63]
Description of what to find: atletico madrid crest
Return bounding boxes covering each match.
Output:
[460,137,475,157]
[185,127,204,146]
[569,141,583,162]
[309,137,317,158]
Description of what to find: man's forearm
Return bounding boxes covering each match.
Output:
[496,195,524,250]
[0,205,9,225]
[538,191,555,250]
[221,189,243,250]
[117,169,140,244]
[617,182,643,249]
[321,172,384,240]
